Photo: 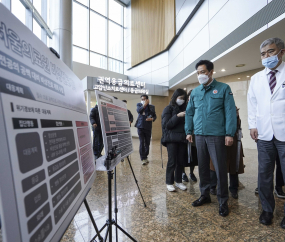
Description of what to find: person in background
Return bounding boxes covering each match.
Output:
[248,37,285,227]
[161,89,188,192]
[210,106,245,199]
[185,60,236,217]
[90,103,103,159]
[255,156,285,198]
[136,95,157,165]
[122,100,134,127]
[182,89,198,183]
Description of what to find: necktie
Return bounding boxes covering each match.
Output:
[269,70,278,94]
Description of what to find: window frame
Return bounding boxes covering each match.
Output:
[73,0,125,74]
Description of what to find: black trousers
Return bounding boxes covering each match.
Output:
[137,128,151,161]
[257,137,285,213]
[210,170,239,194]
[93,129,104,158]
[195,135,228,205]
[276,155,284,188]
[166,142,185,184]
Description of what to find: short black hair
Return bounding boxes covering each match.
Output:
[113,96,118,99]
[122,100,127,103]
[195,60,214,72]
[141,94,148,99]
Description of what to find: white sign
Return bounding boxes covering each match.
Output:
[94,76,149,94]
[95,91,134,171]
[0,4,95,242]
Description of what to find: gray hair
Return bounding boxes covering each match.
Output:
[260,38,285,51]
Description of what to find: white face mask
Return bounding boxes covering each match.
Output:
[176,99,185,106]
[141,100,145,105]
[198,74,209,85]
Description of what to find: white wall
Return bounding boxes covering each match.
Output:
[125,0,278,88]
[73,61,128,80]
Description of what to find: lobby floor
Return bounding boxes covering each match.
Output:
[1,139,285,241]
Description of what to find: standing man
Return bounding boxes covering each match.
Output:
[122,100,134,126]
[185,60,237,217]
[248,37,285,227]
[90,103,103,159]
[136,95,157,165]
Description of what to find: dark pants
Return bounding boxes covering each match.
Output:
[210,170,239,194]
[196,135,228,205]
[276,155,284,188]
[93,129,104,158]
[257,137,285,213]
[166,142,185,184]
[137,128,151,161]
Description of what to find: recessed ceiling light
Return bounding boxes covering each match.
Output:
[236,64,245,67]
[221,69,226,72]
[238,78,240,79]
[183,88,186,90]
[213,72,216,74]
[247,76,250,77]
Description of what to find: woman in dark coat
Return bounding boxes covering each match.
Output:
[161,89,188,192]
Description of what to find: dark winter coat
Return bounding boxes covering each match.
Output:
[210,114,244,174]
[136,103,157,130]
[89,105,101,131]
[128,109,134,123]
[161,104,187,145]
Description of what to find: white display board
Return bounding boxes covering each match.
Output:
[0,4,96,242]
[95,91,133,171]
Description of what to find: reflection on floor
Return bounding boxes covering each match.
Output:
[1,139,285,241]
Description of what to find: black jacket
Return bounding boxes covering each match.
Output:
[128,109,134,123]
[161,104,187,145]
[89,105,101,131]
[136,103,157,130]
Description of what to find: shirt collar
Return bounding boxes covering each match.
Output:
[265,61,285,75]
[201,79,216,90]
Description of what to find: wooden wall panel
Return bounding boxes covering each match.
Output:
[131,0,175,67]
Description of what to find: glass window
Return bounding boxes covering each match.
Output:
[33,19,42,40]
[33,0,41,14]
[73,2,89,49]
[75,0,88,6]
[90,0,106,16]
[90,12,107,55]
[11,0,26,25]
[90,52,107,69]
[73,46,89,65]
[108,21,123,61]
[108,59,123,74]
[109,0,122,25]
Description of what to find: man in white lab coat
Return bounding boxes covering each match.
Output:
[248,37,285,228]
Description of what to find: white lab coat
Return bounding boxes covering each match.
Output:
[247,61,285,141]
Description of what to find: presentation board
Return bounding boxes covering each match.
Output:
[94,91,133,171]
[0,4,96,242]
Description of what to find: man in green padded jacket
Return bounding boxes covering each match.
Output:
[185,60,237,217]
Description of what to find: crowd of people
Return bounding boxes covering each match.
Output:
[90,37,285,228]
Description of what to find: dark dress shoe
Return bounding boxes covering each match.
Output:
[192,196,211,207]
[231,192,238,199]
[210,188,217,195]
[219,203,229,217]
[259,211,273,225]
[281,216,285,229]
[255,188,259,194]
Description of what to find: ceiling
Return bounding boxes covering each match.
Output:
[172,18,285,90]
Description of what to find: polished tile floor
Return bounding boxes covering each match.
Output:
[1,138,285,242]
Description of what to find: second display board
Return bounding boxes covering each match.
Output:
[95,91,133,171]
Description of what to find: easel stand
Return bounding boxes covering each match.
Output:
[91,155,146,242]
[84,199,103,242]
[99,171,137,242]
